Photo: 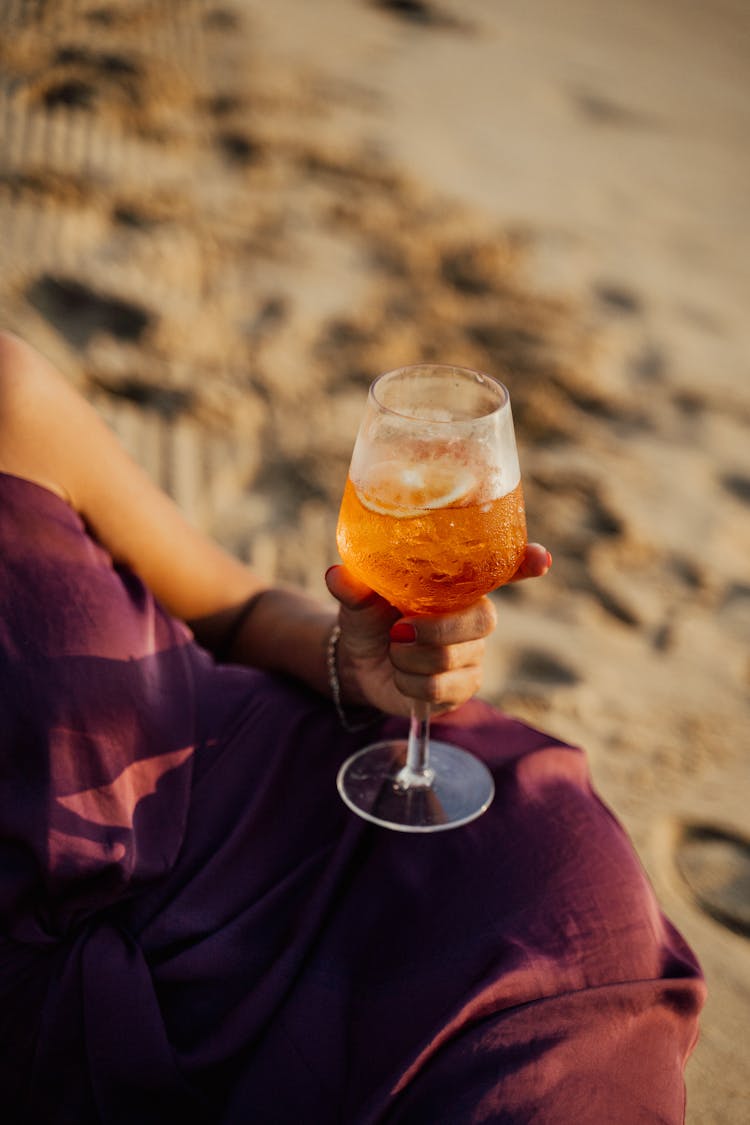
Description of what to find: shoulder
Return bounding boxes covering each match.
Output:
[0,328,58,384]
[0,329,37,398]
[0,330,78,412]
[0,331,88,506]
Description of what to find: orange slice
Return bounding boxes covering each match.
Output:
[356,458,477,517]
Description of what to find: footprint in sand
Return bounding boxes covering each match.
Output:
[26,275,152,349]
[717,583,750,657]
[94,378,194,422]
[720,472,750,506]
[592,281,644,316]
[203,8,243,31]
[32,46,143,114]
[674,823,750,939]
[509,648,581,688]
[111,203,166,231]
[370,0,471,31]
[569,90,656,130]
[216,131,264,169]
[628,341,667,382]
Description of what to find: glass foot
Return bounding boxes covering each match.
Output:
[337,739,494,833]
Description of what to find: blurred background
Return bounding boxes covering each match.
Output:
[0,1,748,1118]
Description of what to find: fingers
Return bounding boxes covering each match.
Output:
[391,663,484,709]
[325,557,550,714]
[386,600,495,708]
[510,542,552,582]
[388,637,486,676]
[389,597,497,647]
[389,638,486,707]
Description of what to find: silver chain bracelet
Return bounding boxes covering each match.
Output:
[326,624,381,733]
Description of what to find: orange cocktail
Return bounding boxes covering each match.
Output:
[337,459,527,614]
[335,364,525,833]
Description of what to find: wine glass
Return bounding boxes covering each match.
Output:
[335,363,527,832]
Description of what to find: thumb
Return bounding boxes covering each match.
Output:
[325,564,399,652]
[325,563,381,611]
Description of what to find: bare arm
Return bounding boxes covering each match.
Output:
[0,331,264,620]
[0,331,344,693]
[0,331,550,717]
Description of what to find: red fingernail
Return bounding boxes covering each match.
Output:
[390,621,417,644]
[325,565,339,581]
[545,551,553,569]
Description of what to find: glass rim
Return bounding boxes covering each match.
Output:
[369,363,510,423]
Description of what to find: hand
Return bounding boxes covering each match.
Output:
[325,543,551,719]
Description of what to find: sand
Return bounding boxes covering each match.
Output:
[0,1,748,1120]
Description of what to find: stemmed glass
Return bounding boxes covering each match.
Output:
[335,364,527,832]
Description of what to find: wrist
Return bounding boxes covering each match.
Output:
[333,623,371,708]
[220,585,335,697]
[214,589,272,662]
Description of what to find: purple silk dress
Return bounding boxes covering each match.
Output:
[0,473,704,1124]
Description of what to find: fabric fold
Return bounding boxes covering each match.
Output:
[0,473,705,1123]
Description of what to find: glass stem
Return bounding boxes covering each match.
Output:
[397,702,435,789]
